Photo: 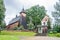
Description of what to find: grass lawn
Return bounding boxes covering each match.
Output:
[48,33,60,37]
[0,30,36,36]
[0,35,19,40]
[0,30,36,40]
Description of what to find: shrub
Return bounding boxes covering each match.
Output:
[48,29,57,34]
[18,25,24,30]
[13,25,24,30]
[49,31,53,34]
[48,33,60,37]
[0,27,2,33]
[27,22,35,30]
[53,24,60,33]
[13,27,18,30]
[56,33,60,37]
[48,24,60,33]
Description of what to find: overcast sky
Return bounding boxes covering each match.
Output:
[4,0,58,25]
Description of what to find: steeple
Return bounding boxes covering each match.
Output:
[16,15,18,18]
[22,7,24,11]
[19,7,27,29]
[20,8,25,14]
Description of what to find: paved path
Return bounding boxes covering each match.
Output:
[20,36,60,40]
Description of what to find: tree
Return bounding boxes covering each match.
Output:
[52,0,60,25]
[1,21,6,29]
[47,17,51,29]
[52,0,60,32]
[26,5,46,27]
[0,0,5,27]
[53,24,60,33]
[27,16,35,30]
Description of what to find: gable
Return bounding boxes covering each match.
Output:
[42,16,49,22]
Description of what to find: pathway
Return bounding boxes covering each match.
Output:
[20,36,60,40]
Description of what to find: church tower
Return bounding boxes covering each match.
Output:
[20,8,27,29]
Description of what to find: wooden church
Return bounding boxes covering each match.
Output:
[6,8,27,30]
[6,8,49,31]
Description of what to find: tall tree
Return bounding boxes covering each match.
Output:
[26,5,46,27]
[0,0,5,26]
[52,0,60,25]
[47,17,51,29]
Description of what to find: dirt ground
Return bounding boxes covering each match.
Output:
[20,36,60,40]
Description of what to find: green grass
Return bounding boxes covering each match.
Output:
[0,30,36,36]
[0,30,36,40]
[0,35,19,40]
[48,33,60,37]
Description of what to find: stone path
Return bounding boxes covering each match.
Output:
[20,36,60,40]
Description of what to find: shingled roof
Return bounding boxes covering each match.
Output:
[8,8,26,25]
[8,16,20,25]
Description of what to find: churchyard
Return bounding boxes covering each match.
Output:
[0,0,60,40]
[0,30,60,40]
[0,30,36,40]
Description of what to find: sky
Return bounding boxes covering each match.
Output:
[4,0,58,25]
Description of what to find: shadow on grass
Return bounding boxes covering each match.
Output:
[35,33,47,36]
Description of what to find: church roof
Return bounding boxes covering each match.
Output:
[41,15,49,22]
[8,16,20,25]
[8,8,26,25]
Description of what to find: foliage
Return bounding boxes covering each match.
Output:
[0,0,5,26]
[55,33,60,37]
[27,22,35,30]
[48,29,57,34]
[13,25,24,30]
[1,21,6,29]
[48,24,60,34]
[18,25,24,30]
[0,0,5,30]
[26,5,46,26]
[13,27,18,30]
[47,18,51,29]
[48,33,60,37]
[53,24,60,33]
[52,0,60,25]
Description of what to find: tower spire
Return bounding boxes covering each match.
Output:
[16,14,18,17]
[20,7,25,14]
[22,7,24,12]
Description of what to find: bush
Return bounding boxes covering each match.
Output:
[13,25,24,30]
[27,22,35,30]
[48,24,60,33]
[18,25,24,30]
[56,33,60,37]
[49,31,53,34]
[0,27,2,33]
[48,33,60,37]
[48,29,57,34]
[13,27,18,30]
[53,24,60,33]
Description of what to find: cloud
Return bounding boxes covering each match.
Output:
[4,6,17,25]
[14,0,57,10]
